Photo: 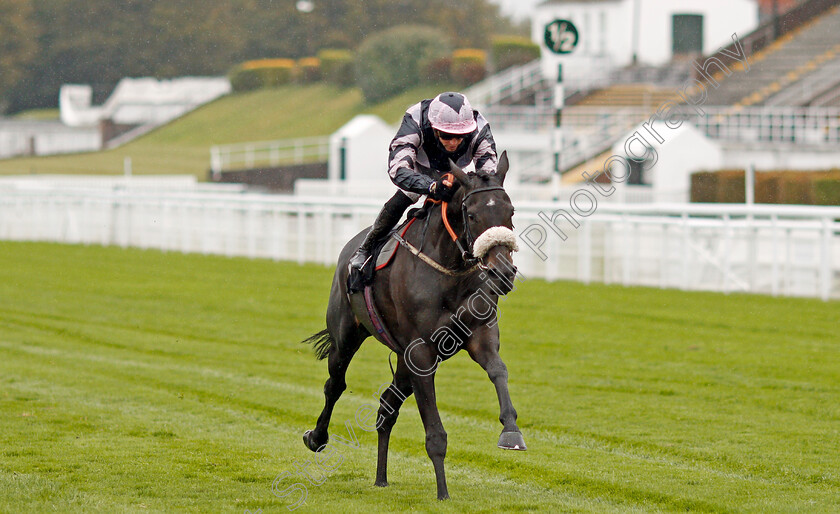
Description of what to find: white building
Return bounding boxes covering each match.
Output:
[609,121,722,202]
[533,0,759,82]
[60,76,231,128]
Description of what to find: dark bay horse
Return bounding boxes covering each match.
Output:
[301,152,526,500]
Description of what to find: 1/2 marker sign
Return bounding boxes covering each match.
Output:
[544,19,579,55]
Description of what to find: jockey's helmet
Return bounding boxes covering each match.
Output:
[428,92,477,135]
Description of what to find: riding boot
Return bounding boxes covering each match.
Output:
[349,191,414,272]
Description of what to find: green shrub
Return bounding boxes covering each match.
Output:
[778,172,813,204]
[229,67,260,92]
[355,25,452,104]
[812,170,840,205]
[450,49,487,86]
[693,169,840,205]
[297,57,321,83]
[317,49,354,87]
[491,35,541,72]
[422,56,452,83]
[229,59,295,91]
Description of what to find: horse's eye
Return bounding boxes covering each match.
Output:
[467,213,476,220]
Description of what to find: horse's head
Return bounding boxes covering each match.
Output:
[447,151,518,294]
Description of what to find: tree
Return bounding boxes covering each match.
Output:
[2,0,523,113]
[355,25,452,104]
[0,0,38,112]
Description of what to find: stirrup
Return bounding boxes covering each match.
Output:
[349,250,372,271]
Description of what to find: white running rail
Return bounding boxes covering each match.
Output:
[209,136,330,178]
[2,179,838,301]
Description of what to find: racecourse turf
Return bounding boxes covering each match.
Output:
[0,241,838,513]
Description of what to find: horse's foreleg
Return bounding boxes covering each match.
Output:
[374,357,413,487]
[466,337,526,451]
[410,372,449,500]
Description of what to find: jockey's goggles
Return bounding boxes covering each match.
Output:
[435,130,466,141]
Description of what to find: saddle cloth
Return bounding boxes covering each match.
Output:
[375,217,417,271]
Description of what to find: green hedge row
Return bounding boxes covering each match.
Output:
[691,170,840,205]
[491,36,541,71]
[226,30,538,99]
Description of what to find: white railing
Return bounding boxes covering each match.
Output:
[1,179,838,300]
[209,136,330,178]
[465,60,547,107]
[693,106,840,145]
[481,105,840,173]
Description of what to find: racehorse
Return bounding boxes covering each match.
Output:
[301,152,526,500]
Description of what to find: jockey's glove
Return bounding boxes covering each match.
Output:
[429,179,455,202]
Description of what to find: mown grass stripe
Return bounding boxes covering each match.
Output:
[2,241,839,512]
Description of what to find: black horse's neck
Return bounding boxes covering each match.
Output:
[413,197,469,273]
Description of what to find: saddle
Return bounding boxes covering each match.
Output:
[346,211,426,351]
[347,206,428,293]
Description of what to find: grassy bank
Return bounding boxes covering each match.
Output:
[0,84,453,179]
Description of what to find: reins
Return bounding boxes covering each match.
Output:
[396,173,506,276]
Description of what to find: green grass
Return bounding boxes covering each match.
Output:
[1,241,838,512]
[0,84,454,179]
[12,108,60,120]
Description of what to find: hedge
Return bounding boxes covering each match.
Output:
[691,169,840,205]
[812,171,840,205]
[297,57,321,83]
[317,49,354,87]
[355,25,451,103]
[229,58,295,91]
[422,56,452,83]
[491,35,541,72]
[450,49,487,86]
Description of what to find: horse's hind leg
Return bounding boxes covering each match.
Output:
[374,356,414,487]
[304,299,365,452]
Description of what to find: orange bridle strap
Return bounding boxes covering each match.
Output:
[426,173,459,242]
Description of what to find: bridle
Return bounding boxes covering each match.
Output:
[430,173,506,266]
[392,175,510,277]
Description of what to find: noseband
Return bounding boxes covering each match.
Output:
[442,185,506,265]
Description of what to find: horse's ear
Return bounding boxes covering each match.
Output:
[496,151,509,186]
[448,159,470,186]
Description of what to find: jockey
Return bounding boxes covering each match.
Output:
[348,91,499,273]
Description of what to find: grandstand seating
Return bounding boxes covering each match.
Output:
[703,3,840,107]
[571,84,679,108]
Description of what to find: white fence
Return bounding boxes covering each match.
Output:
[209,137,330,178]
[1,179,838,300]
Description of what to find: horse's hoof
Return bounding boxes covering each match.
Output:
[303,430,325,452]
[437,492,450,501]
[374,480,388,488]
[497,430,527,450]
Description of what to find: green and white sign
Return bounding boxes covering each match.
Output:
[544,19,579,55]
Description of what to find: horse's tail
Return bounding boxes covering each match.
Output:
[301,329,333,360]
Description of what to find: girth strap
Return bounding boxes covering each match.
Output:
[362,285,400,352]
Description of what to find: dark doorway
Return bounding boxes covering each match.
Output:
[673,14,704,56]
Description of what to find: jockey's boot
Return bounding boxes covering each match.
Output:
[349,191,414,272]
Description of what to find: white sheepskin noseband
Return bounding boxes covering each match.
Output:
[472,226,519,259]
